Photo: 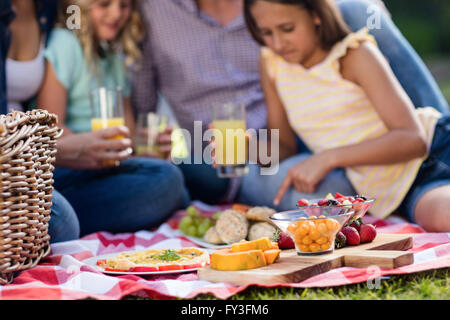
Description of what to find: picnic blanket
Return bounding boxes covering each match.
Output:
[0,201,449,300]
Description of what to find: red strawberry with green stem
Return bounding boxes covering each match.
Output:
[335,232,347,249]
[272,230,295,249]
[359,224,377,243]
[341,226,360,246]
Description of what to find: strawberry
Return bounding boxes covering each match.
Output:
[317,199,328,206]
[359,224,377,243]
[335,232,347,249]
[334,192,345,199]
[347,218,363,231]
[341,226,360,246]
[297,199,310,207]
[272,230,295,249]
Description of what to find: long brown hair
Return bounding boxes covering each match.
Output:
[244,0,351,50]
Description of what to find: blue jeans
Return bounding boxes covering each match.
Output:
[237,154,356,211]
[48,189,80,243]
[398,115,450,222]
[52,158,189,237]
[337,0,449,114]
[177,159,230,204]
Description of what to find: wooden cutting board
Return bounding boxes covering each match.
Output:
[197,233,414,286]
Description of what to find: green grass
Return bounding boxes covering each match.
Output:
[440,79,450,104]
[122,268,449,300]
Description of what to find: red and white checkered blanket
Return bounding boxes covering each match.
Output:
[0,201,449,300]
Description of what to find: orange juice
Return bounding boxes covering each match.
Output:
[91,117,125,166]
[213,119,247,166]
[91,117,125,140]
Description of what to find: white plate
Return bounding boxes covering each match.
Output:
[83,250,209,276]
[182,235,230,250]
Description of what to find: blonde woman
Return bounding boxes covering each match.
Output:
[37,0,188,236]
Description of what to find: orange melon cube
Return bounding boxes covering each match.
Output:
[231,237,273,252]
[263,249,281,265]
[211,248,267,271]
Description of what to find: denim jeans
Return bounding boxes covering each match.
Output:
[398,115,450,222]
[177,159,230,205]
[51,158,189,237]
[48,189,80,243]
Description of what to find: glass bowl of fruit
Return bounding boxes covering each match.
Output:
[270,208,354,256]
[296,193,375,222]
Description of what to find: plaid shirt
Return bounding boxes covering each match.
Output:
[132,0,267,137]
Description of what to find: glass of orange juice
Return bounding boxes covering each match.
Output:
[89,87,125,166]
[212,102,249,178]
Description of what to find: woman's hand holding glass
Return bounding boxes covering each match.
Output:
[55,126,133,169]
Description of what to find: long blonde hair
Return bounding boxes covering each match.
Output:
[57,0,145,72]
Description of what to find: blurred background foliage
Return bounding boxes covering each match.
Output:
[385,0,450,57]
[384,0,450,103]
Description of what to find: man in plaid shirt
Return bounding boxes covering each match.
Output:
[132,0,448,205]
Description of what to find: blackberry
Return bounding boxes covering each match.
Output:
[354,195,367,201]
[327,199,340,206]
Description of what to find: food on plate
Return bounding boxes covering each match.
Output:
[203,226,224,244]
[210,237,281,271]
[179,205,280,247]
[215,209,249,244]
[178,205,214,238]
[246,206,276,223]
[287,217,340,253]
[231,204,252,214]
[248,222,277,241]
[97,248,210,272]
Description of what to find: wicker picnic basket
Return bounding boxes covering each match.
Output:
[0,109,62,285]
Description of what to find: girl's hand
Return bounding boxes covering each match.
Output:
[55,126,133,169]
[274,152,334,205]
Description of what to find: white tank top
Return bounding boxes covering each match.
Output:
[6,40,45,112]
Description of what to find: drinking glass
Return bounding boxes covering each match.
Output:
[89,87,125,166]
[212,102,249,178]
[90,87,125,133]
[135,112,168,158]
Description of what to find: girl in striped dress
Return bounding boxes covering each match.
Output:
[243,0,450,232]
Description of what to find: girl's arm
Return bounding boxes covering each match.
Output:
[259,55,298,162]
[37,60,74,136]
[323,41,428,169]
